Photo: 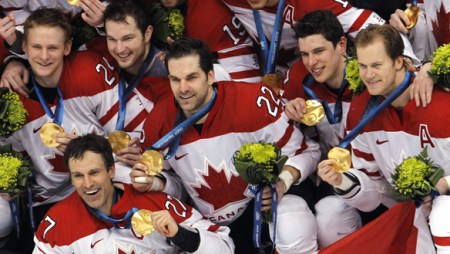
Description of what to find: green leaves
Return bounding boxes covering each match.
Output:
[0,88,28,138]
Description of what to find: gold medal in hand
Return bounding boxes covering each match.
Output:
[40,123,64,147]
[140,150,164,176]
[328,147,352,173]
[131,209,155,236]
[300,100,325,126]
[108,130,131,155]
[404,5,419,29]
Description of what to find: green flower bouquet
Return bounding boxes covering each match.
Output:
[148,3,185,49]
[0,144,32,196]
[232,142,288,222]
[391,147,444,201]
[428,43,450,89]
[0,87,27,138]
[345,57,365,96]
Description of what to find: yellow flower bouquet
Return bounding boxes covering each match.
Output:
[428,43,450,89]
[0,88,27,138]
[148,3,185,49]
[345,57,365,96]
[391,147,444,201]
[232,142,288,222]
[0,144,32,195]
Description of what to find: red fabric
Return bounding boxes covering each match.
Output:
[319,202,418,254]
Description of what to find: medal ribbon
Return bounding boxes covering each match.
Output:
[302,70,349,124]
[253,0,285,74]
[147,88,218,160]
[116,46,156,130]
[8,176,36,238]
[249,184,278,251]
[88,189,138,228]
[338,71,414,149]
[31,71,64,126]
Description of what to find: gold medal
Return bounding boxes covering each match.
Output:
[131,209,155,236]
[40,123,64,147]
[140,150,164,176]
[67,0,79,6]
[404,5,419,29]
[328,147,352,173]
[300,100,325,126]
[108,130,131,154]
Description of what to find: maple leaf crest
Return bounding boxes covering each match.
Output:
[431,3,449,47]
[44,153,67,174]
[192,161,249,212]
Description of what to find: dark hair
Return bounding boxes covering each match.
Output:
[294,9,344,47]
[354,24,404,61]
[23,7,72,43]
[64,134,114,171]
[164,38,213,75]
[103,0,150,36]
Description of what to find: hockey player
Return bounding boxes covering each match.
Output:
[33,134,234,254]
[131,38,321,253]
[282,10,361,248]
[317,24,448,253]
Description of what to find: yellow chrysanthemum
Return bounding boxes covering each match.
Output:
[0,153,22,191]
[345,58,364,95]
[0,90,28,137]
[428,43,450,87]
[168,9,184,40]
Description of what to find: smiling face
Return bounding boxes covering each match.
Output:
[298,34,347,89]
[356,38,404,97]
[69,151,115,215]
[22,25,71,87]
[105,15,152,75]
[167,54,214,118]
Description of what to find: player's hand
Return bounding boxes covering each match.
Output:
[0,60,30,97]
[152,210,179,237]
[260,182,285,211]
[79,0,106,27]
[317,159,343,187]
[130,163,163,192]
[389,9,409,34]
[284,97,307,122]
[0,14,17,46]
[410,62,433,107]
[116,137,142,166]
[55,132,79,152]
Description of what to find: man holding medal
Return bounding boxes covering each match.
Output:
[33,134,234,253]
[130,38,321,253]
[282,10,363,248]
[317,24,449,253]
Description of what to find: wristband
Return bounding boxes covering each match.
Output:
[278,170,294,193]
[334,174,355,191]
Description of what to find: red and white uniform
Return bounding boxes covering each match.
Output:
[339,89,450,253]
[222,0,420,68]
[185,0,261,82]
[1,51,119,206]
[407,0,450,61]
[283,60,353,156]
[33,184,234,254]
[282,60,360,248]
[142,82,321,253]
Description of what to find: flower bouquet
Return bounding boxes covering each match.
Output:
[148,3,185,49]
[345,57,365,96]
[0,87,27,138]
[232,142,288,222]
[0,144,32,196]
[391,147,444,202]
[428,43,450,89]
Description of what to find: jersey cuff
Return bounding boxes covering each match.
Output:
[333,172,360,198]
